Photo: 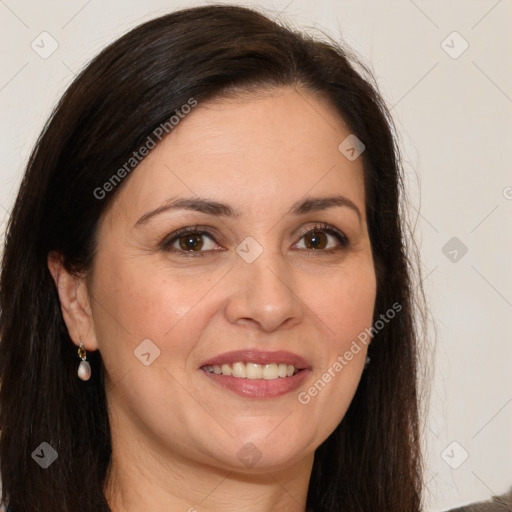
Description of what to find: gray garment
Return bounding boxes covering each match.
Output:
[447,487,512,511]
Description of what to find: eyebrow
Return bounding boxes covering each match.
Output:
[133,194,362,228]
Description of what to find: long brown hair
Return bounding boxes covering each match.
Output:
[0,5,425,511]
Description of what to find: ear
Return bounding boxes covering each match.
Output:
[47,251,99,351]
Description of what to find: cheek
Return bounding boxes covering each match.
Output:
[305,259,377,345]
[89,256,227,449]
[89,251,228,372]
[293,259,376,432]
[92,246,179,326]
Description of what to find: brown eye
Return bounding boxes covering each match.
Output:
[304,230,328,250]
[178,233,204,251]
[294,224,349,252]
[162,227,220,256]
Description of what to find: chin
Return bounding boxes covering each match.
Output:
[213,433,314,474]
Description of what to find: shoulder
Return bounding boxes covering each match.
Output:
[445,487,512,511]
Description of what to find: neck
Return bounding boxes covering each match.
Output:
[104,423,315,512]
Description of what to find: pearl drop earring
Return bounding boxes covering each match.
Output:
[77,342,91,381]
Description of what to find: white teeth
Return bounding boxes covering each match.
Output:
[221,364,232,376]
[232,362,246,378]
[204,361,300,379]
[263,363,279,380]
[246,363,262,379]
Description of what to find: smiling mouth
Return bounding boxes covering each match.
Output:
[201,362,300,379]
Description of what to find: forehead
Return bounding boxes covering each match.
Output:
[105,86,366,225]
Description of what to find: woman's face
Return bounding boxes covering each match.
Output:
[83,86,376,473]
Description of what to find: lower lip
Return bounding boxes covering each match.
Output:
[201,369,311,398]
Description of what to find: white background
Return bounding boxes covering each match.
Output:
[1,1,511,510]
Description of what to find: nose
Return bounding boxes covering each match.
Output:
[224,248,304,333]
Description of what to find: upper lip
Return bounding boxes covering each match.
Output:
[199,349,312,370]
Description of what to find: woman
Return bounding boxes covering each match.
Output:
[0,5,426,511]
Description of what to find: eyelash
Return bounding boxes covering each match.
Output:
[161,223,349,258]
